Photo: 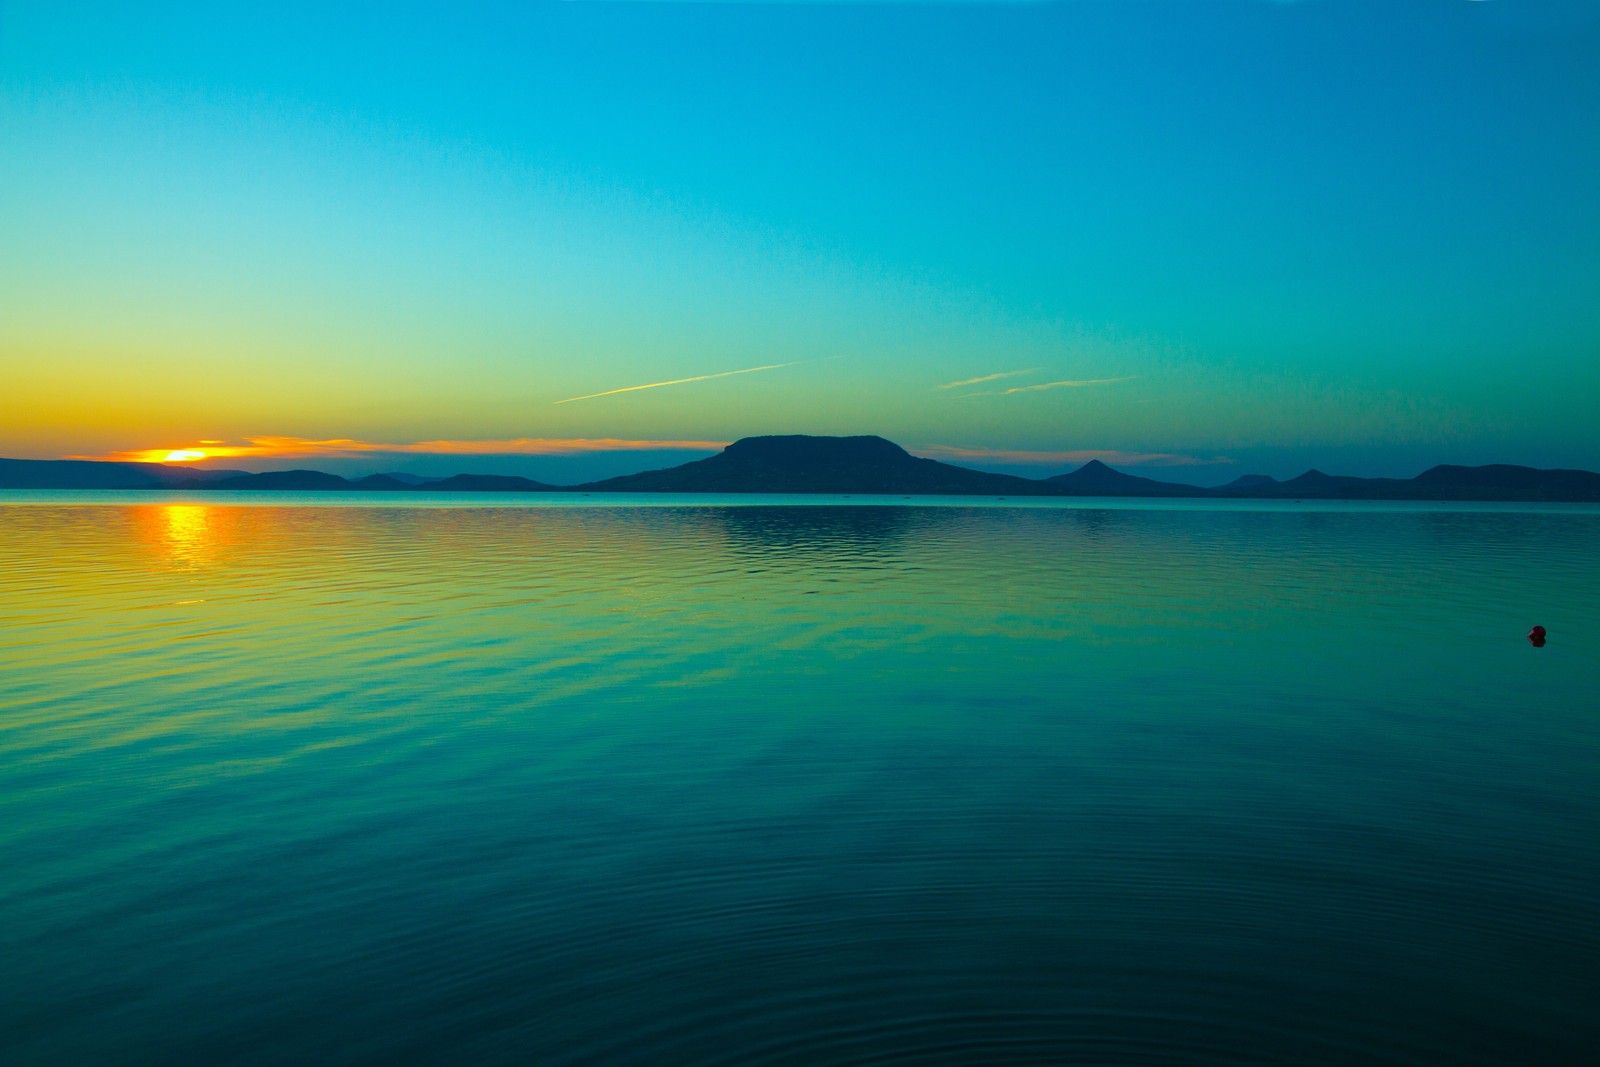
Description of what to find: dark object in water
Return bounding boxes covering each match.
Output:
[1528,625,1547,647]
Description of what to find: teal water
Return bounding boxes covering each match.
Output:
[2,499,1596,1064]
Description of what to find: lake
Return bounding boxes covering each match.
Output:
[2,496,1596,1064]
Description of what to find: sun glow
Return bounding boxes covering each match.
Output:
[72,437,730,464]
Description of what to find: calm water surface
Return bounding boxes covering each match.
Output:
[2,498,1596,1064]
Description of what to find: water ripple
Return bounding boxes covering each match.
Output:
[2,501,1596,1064]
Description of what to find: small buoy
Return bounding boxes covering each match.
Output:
[1528,625,1547,647]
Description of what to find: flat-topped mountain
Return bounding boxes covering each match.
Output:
[576,435,1048,495]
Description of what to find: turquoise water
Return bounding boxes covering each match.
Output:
[2,498,1596,1064]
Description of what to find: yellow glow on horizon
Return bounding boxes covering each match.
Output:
[70,436,730,464]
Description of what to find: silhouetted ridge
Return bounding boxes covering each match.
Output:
[1234,468,1410,499]
[3,443,1598,499]
[1408,464,1600,501]
[0,458,223,490]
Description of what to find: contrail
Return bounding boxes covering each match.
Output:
[556,360,807,404]
[937,369,1038,390]
[964,376,1137,397]
[998,376,1136,394]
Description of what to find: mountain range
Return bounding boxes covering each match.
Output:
[4,436,1599,501]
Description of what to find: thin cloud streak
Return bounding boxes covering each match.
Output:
[555,360,806,404]
[937,369,1037,390]
[963,376,1138,398]
[915,445,1232,468]
[73,437,730,464]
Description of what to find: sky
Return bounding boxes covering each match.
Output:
[3,0,1597,484]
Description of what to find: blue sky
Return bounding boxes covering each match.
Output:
[3,0,1596,482]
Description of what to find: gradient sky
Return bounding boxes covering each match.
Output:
[3,0,1597,483]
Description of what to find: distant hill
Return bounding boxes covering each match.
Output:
[419,474,557,492]
[1408,464,1600,502]
[581,440,1600,500]
[350,474,417,492]
[575,435,1047,495]
[1238,468,1401,499]
[0,458,250,490]
[4,439,1599,500]
[1217,464,1600,502]
[1,458,172,490]
[1215,473,1277,491]
[206,470,353,491]
[1043,459,1205,497]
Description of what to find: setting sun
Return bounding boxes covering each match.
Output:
[163,450,206,462]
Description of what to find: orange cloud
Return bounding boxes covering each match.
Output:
[70,436,730,464]
[914,445,1232,468]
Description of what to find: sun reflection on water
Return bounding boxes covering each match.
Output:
[164,505,213,567]
[140,504,222,570]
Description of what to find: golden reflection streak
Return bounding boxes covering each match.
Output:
[129,503,258,578]
[162,505,214,569]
